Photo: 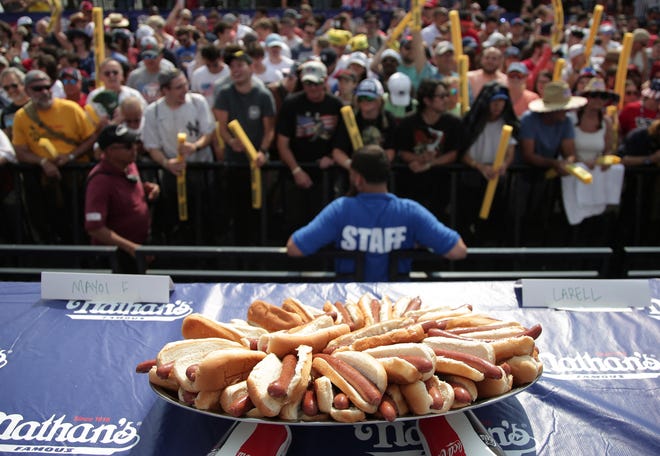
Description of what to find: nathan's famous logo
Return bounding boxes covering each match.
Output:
[353,421,426,455]
[487,419,536,456]
[0,412,140,454]
[0,349,9,369]
[65,299,193,321]
[539,350,660,380]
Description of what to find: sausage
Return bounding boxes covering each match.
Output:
[335,302,356,331]
[523,324,543,340]
[448,321,521,335]
[369,299,381,323]
[333,393,350,410]
[420,320,448,332]
[403,296,422,315]
[399,355,434,373]
[227,395,254,418]
[432,348,503,379]
[378,396,398,422]
[267,353,297,398]
[314,354,383,406]
[156,361,174,379]
[449,383,473,404]
[186,364,199,382]
[425,380,444,410]
[135,359,157,373]
[302,388,319,416]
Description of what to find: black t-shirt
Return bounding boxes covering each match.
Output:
[334,109,397,156]
[276,91,343,162]
[395,111,464,158]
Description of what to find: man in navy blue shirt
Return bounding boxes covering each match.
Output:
[286,145,467,281]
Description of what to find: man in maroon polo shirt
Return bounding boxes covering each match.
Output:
[84,125,159,273]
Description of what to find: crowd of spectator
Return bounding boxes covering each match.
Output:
[0,0,659,268]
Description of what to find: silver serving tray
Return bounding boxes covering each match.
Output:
[151,374,540,426]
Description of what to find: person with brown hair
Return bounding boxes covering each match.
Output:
[286,144,467,282]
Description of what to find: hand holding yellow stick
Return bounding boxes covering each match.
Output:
[228,120,262,209]
[479,125,512,219]
[387,12,412,47]
[553,58,565,82]
[38,138,58,160]
[340,106,363,151]
[176,132,188,221]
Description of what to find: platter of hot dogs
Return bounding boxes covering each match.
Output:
[136,294,543,424]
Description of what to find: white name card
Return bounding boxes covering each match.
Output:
[41,271,174,303]
[521,279,651,309]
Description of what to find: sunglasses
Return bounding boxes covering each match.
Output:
[357,96,376,102]
[433,92,449,99]
[302,80,322,86]
[28,84,51,92]
[103,70,120,76]
[508,73,526,80]
[2,83,18,91]
[61,78,78,85]
[587,92,611,100]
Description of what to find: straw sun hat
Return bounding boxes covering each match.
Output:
[528,81,587,113]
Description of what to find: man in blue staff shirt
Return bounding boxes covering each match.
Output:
[286,145,467,281]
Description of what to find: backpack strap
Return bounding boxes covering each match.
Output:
[23,101,80,147]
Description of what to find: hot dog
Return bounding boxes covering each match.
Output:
[400,376,454,415]
[323,318,414,353]
[312,351,386,414]
[181,313,266,343]
[258,315,350,357]
[506,354,544,385]
[247,299,304,331]
[276,345,314,421]
[220,381,263,418]
[365,343,437,383]
[314,376,366,423]
[190,348,266,392]
[475,365,513,398]
[443,375,478,408]
[247,353,285,417]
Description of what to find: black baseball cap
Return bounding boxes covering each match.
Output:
[97,124,138,150]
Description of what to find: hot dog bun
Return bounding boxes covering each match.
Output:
[506,355,543,385]
[400,376,454,415]
[247,300,304,331]
[258,315,350,357]
[365,343,437,383]
[314,376,366,423]
[476,366,513,398]
[279,345,314,421]
[423,336,496,363]
[192,348,266,392]
[247,353,285,417]
[312,351,386,414]
[181,313,266,343]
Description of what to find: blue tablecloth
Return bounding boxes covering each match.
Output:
[1,280,659,455]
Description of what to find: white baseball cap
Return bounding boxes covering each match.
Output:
[387,72,411,107]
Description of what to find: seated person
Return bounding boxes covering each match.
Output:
[286,145,467,281]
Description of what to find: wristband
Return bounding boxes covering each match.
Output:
[68,153,75,162]
[39,157,48,167]
[644,158,651,165]
[292,166,302,175]
[344,158,352,168]
[424,162,432,171]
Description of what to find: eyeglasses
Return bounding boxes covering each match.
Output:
[2,83,18,91]
[357,96,377,102]
[103,70,120,76]
[61,78,78,85]
[142,54,158,60]
[508,73,526,80]
[28,84,51,92]
[433,92,449,99]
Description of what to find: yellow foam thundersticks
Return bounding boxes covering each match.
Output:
[228,120,262,209]
[176,132,188,221]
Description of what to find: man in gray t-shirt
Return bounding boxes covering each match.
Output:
[213,47,276,244]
